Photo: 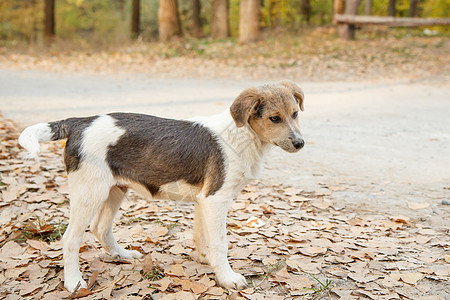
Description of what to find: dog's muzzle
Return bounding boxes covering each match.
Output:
[292,139,305,150]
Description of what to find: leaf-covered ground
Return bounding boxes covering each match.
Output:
[0,32,449,83]
[0,113,449,300]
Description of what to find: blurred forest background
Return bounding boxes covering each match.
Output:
[0,0,448,82]
[0,0,448,48]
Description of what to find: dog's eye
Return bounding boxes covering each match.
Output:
[292,111,298,119]
[269,116,281,123]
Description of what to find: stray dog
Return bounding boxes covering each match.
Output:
[18,80,305,292]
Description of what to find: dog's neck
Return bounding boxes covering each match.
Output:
[202,110,271,180]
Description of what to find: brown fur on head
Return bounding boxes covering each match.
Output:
[230,80,305,153]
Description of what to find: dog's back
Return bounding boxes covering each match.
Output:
[19,113,226,197]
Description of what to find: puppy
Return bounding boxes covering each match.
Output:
[18,80,305,292]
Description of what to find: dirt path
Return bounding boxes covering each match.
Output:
[1,69,449,211]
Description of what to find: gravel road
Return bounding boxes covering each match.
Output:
[1,69,449,217]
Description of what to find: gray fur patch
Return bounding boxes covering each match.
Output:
[49,117,98,172]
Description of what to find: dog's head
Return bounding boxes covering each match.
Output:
[230,80,305,153]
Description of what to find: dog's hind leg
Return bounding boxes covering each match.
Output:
[63,174,112,293]
[194,201,209,264]
[91,186,143,260]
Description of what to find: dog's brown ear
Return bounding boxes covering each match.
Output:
[279,80,304,111]
[230,88,261,127]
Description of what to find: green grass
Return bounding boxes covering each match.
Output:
[302,274,335,300]
[153,219,180,230]
[141,266,165,281]
[248,259,286,290]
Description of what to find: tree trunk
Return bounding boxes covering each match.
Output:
[364,0,372,15]
[131,0,140,38]
[300,0,311,23]
[408,0,417,17]
[192,0,202,37]
[239,0,261,44]
[211,0,229,39]
[388,0,396,17]
[43,0,55,41]
[337,0,362,39]
[333,0,345,24]
[158,0,182,42]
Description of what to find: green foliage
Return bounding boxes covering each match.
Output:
[0,0,448,44]
[57,1,125,39]
[0,1,43,42]
[423,0,450,18]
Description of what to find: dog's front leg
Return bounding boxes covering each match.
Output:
[193,202,209,264]
[198,194,248,290]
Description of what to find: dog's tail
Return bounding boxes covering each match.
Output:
[18,119,77,160]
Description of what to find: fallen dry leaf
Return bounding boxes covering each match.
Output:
[69,288,93,298]
[190,281,207,294]
[142,253,154,274]
[166,264,187,277]
[445,255,450,263]
[285,276,314,290]
[206,286,224,296]
[400,273,424,285]
[299,247,327,257]
[246,216,265,228]
[152,277,173,292]
[311,199,333,209]
[389,215,410,224]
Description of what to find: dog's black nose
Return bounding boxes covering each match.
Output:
[292,139,304,149]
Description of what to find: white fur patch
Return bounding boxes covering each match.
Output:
[80,115,125,162]
[18,123,53,159]
[193,110,271,192]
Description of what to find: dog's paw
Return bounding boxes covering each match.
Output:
[194,251,209,265]
[65,275,87,293]
[216,271,248,290]
[112,249,144,260]
[192,248,209,265]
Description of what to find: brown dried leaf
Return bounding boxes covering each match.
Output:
[19,282,42,296]
[380,220,403,230]
[87,271,99,290]
[190,281,207,294]
[286,276,314,290]
[261,204,273,214]
[206,286,224,296]
[142,253,154,274]
[400,273,424,285]
[195,275,212,287]
[299,247,327,257]
[348,273,381,283]
[70,288,93,298]
[0,241,24,258]
[347,218,366,226]
[389,215,410,224]
[169,244,187,255]
[311,199,333,209]
[26,239,49,252]
[152,277,173,292]
[166,264,187,277]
